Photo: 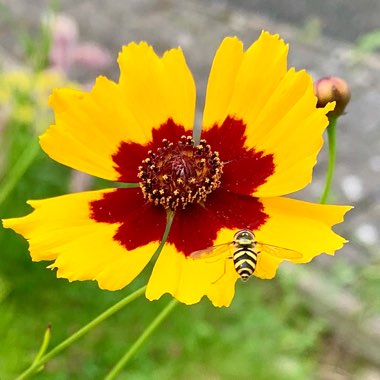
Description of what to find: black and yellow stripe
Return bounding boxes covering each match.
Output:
[233,247,258,281]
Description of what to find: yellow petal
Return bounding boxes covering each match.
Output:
[146,243,238,307]
[202,36,244,129]
[248,77,334,197]
[202,31,333,197]
[118,42,196,133]
[206,261,239,307]
[203,31,287,130]
[253,197,352,279]
[41,78,144,180]
[2,190,158,290]
[42,42,196,181]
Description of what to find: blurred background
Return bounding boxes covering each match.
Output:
[0,1,379,379]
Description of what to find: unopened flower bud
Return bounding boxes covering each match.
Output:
[314,76,351,118]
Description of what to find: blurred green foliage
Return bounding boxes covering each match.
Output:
[0,4,375,379]
[0,226,327,380]
[355,30,380,54]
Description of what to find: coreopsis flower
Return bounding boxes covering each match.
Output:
[3,32,351,307]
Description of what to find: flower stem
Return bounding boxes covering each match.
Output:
[118,182,140,188]
[104,299,178,380]
[0,139,40,208]
[15,285,146,380]
[31,324,51,370]
[320,116,337,204]
[159,210,174,249]
[104,211,176,379]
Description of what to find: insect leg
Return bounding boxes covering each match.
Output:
[211,256,232,284]
[205,255,229,264]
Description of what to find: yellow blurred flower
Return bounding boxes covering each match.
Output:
[0,69,69,129]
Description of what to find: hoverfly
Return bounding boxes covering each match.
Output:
[190,229,302,282]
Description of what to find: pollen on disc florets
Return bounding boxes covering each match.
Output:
[138,136,223,210]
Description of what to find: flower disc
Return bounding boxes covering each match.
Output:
[138,136,223,210]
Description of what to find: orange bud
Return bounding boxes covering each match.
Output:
[314,76,351,118]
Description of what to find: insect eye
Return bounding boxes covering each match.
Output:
[235,229,254,241]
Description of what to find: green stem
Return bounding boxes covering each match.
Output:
[0,139,40,208]
[320,117,337,204]
[104,299,178,380]
[117,183,140,188]
[16,286,146,380]
[104,211,176,379]
[31,324,51,368]
[159,210,174,250]
[16,211,175,380]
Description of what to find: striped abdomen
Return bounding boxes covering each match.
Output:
[233,246,258,281]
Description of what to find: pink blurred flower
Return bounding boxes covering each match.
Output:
[72,43,112,69]
[48,14,111,73]
[49,14,78,72]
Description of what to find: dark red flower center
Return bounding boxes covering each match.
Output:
[91,117,275,256]
[137,135,223,210]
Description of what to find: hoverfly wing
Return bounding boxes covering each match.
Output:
[190,242,234,261]
[256,242,302,260]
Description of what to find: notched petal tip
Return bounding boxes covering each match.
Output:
[117,41,154,64]
[48,87,87,113]
[162,46,184,59]
[258,30,288,49]
[260,29,279,39]
[220,35,243,45]
[146,289,205,306]
[1,218,16,230]
[257,198,352,267]
[146,245,238,307]
[320,204,352,256]
[146,285,235,308]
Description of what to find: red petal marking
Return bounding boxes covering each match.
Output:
[168,189,268,256]
[89,188,266,257]
[202,116,275,195]
[112,118,188,182]
[112,142,147,183]
[90,188,166,250]
[93,117,271,255]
